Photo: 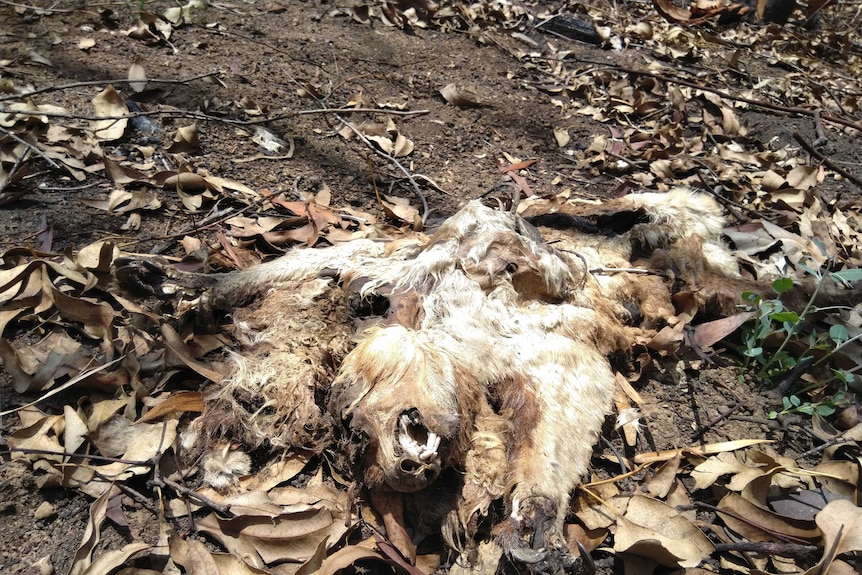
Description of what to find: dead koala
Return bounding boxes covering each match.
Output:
[168,188,745,573]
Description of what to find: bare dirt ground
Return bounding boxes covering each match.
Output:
[1,1,861,574]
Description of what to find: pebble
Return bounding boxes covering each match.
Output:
[34,501,56,520]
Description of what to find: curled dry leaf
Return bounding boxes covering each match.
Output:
[634,438,773,464]
[128,61,147,93]
[91,86,129,142]
[717,492,821,543]
[613,495,714,568]
[439,83,486,108]
[195,483,349,568]
[554,127,570,148]
[339,120,415,157]
[167,123,200,153]
[803,498,862,575]
[137,391,204,424]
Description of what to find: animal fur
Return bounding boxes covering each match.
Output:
[188,188,743,571]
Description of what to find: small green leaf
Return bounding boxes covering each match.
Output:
[790,395,801,407]
[772,277,794,294]
[782,396,792,409]
[798,261,820,278]
[767,411,778,420]
[815,404,836,417]
[830,268,862,283]
[771,311,800,323]
[742,291,761,303]
[797,404,815,415]
[829,324,849,345]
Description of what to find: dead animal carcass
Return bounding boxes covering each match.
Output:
[185,188,742,572]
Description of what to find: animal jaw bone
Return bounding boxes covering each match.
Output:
[183,188,743,571]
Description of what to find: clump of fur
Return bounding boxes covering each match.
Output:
[191,188,742,566]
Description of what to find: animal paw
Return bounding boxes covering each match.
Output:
[497,496,594,575]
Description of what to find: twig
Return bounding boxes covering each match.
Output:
[600,434,629,474]
[714,541,818,558]
[1,447,151,466]
[691,400,746,441]
[0,125,60,169]
[0,105,430,127]
[794,434,855,461]
[336,114,429,224]
[813,109,829,146]
[0,0,74,12]
[0,71,221,102]
[149,198,268,254]
[589,266,664,275]
[793,130,862,190]
[581,462,651,487]
[295,107,429,117]
[149,475,234,518]
[686,501,812,545]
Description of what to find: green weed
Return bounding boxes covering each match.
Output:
[739,266,861,420]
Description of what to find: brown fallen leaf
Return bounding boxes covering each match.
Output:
[91,86,129,141]
[693,311,754,348]
[439,83,488,108]
[167,123,200,153]
[634,439,774,464]
[161,323,224,382]
[69,486,117,575]
[803,498,862,575]
[136,391,204,424]
[370,490,417,564]
[614,495,714,568]
[717,492,821,543]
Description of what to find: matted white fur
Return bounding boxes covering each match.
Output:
[194,188,739,566]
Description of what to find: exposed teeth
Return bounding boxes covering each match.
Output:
[399,434,421,458]
[419,432,440,461]
[399,415,439,462]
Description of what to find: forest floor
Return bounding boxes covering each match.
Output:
[1,1,861,575]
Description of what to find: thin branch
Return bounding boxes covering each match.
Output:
[686,501,812,545]
[793,130,862,190]
[1,447,151,466]
[0,125,60,169]
[335,114,429,224]
[0,105,430,127]
[149,475,234,518]
[0,71,221,102]
[0,0,74,12]
[714,541,819,558]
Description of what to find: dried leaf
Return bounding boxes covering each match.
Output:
[634,439,773,464]
[440,83,486,108]
[717,492,821,543]
[554,128,570,148]
[803,499,862,575]
[91,86,129,141]
[137,391,204,423]
[128,62,148,93]
[371,491,416,564]
[161,323,224,382]
[693,312,754,348]
[614,495,714,568]
[69,487,117,575]
[167,123,200,153]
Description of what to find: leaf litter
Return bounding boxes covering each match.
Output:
[1,0,862,574]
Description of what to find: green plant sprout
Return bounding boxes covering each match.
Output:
[740,264,862,420]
